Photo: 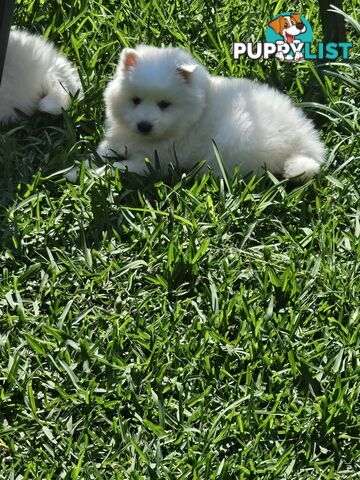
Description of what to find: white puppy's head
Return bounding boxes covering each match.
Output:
[105,46,210,141]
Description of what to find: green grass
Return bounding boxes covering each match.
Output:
[0,1,359,478]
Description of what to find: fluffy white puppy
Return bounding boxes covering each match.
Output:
[0,29,82,124]
[97,45,324,180]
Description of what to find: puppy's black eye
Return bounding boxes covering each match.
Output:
[132,97,141,105]
[158,100,171,110]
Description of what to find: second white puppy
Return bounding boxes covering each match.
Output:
[0,29,82,124]
[97,45,324,181]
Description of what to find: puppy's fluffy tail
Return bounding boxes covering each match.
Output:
[39,57,82,115]
[283,154,322,181]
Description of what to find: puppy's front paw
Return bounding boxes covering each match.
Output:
[64,165,80,183]
[97,140,127,162]
[114,157,150,175]
[64,160,104,182]
[38,95,66,115]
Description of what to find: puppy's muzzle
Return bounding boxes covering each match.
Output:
[137,121,153,134]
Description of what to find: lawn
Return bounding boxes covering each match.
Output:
[0,0,359,478]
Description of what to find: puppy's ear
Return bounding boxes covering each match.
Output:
[177,64,197,83]
[120,48,138,71]
[268,17,284,34]
[290,13,302,24]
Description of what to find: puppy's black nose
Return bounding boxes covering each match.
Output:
[137,121,153,134]
[296,22,304,29]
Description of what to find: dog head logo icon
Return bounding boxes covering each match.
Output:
[268,14,306,43]
[266,12,312,61]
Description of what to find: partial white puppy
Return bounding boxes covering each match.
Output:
[96,45,324,181]
[0,29,82,124]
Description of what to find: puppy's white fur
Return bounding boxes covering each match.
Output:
[97,45,324,181]
[0,30,82,124]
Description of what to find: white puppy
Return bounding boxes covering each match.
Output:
[0,29,82,124]
[96,45,324,181]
